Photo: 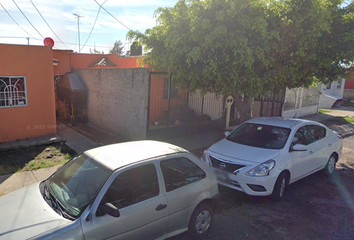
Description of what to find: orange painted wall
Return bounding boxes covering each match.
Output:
[53,50,71,74]
[0,44,56,142]
[52,51,144,70]
[149,74,185,125]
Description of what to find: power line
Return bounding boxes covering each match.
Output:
[80,0,108,52]
[29,0,68,49]
[0,2,35,38]
[12,0,44,39]
[93,0,131,31]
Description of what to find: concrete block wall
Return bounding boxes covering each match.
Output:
[73,68,149,140]
[343,89,354,101]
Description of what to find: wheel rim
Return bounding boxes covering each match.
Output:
[327,156,336,173]
[279,177,286,197]
[195,210,211,234]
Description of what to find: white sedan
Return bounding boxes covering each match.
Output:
[201,117,342,199]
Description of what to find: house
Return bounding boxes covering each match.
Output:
[319,78,345,108]
[0,44,56,142]
[343,75,354,101]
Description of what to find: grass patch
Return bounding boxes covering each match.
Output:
[319,108,331,114]
[322,116,354,125]
[0,143,76,176]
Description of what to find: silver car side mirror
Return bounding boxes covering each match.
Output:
[224,131,231,137]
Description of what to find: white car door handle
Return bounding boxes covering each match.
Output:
[156,204,167,211]
[309,151,314,155]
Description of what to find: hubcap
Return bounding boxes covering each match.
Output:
[327,156,336,173]
[195,210,211,234]
[279,177,286,197]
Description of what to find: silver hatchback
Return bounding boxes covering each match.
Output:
[0,141,219,240]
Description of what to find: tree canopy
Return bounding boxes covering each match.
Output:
[109,40,124,55]
[127,0,354,119]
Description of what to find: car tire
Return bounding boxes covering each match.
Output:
[323,154,337,175]
[188,202,213,239]
[271,172,288,200]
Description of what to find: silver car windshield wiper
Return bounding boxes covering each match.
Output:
[43,182,75,220]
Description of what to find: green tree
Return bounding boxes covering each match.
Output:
[109,40,124,55]
[128,0,354,121]
[90,47,103,54]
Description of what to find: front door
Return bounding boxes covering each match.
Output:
[290,126,318,182]
[81,163,168,240]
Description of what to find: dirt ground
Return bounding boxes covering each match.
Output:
[0,144,76,175]
[173,136,354,240]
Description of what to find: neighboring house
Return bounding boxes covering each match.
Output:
[282,86,321,118]
[0,44,56,142]
[343,75,354,101]
[319,78,345,108]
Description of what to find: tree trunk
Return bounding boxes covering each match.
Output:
[233,93,254,123]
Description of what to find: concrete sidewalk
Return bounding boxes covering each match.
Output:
[1,106,353,195]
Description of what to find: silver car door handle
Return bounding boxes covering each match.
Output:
[328,143,332,147]
[309,151,314,155]
[156,204,167,211]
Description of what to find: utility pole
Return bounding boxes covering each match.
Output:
[73,13,83,53]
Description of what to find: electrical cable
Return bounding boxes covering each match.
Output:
[0,2,35,38]
[80,0,108,52]
[29,0,69,49]
[93,0,131,30]
[12,0,44,39]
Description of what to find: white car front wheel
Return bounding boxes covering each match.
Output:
[324,154,337,175]
[271,172,288,200]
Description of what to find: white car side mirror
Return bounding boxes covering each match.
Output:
[224,131,230,137]
[292,144,308,152]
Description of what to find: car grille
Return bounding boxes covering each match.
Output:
[209,155,245,174]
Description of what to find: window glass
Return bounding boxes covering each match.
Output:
[226,123,291,149]
[0,77,27,108]
[308,125,326,141]
[292,126,312,145]
[160,158,206,192]
[102,164,159,209]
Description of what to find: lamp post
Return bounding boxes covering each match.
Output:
[73,13,83,52]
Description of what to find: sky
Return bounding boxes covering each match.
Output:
[0,0,178,54]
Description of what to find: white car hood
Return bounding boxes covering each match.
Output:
[0,183,71,240]
[208,139,280,164]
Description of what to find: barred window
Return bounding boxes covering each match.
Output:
[0,76,27,108]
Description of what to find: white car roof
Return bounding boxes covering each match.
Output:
[84,140,187,170]
[246,117,315,129]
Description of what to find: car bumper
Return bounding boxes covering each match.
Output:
[213,168,277,196]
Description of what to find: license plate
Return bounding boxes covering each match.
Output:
[214,170,229,183]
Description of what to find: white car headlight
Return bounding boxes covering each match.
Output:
[201,150,211,166]
[245,160,275,177]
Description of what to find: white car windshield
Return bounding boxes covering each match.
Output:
[45,154,112,219]
[226,123,291,150]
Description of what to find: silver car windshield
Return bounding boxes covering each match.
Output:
[47,154,112,218]
[226,123,291,150]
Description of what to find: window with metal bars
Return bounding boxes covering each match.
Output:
[0,76,27,108]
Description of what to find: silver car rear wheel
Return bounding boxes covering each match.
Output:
[195,210,211,234]
[188,203,213,238]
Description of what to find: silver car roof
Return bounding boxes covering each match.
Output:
[84,140,188,170]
